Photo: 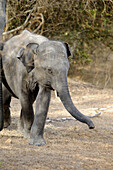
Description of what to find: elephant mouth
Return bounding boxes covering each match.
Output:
[44,84,54,90]
[55,90,59,97]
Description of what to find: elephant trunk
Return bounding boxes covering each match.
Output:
[56,80,95,129]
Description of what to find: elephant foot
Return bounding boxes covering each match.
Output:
[29,136,46,146]
[4,118,11,128]
[23,130,30,139]
[4,120,11,128]
[4,111,11,128]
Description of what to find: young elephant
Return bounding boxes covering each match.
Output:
[1,30,95,146]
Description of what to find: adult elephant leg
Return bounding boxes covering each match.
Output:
[0,43,4,130]
[19,97,34,138]
[0,0,7,39]
[0,54,3,130]
[29,86,51,146]
[0,0,7,131]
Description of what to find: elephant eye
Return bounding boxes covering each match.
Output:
[48,68,53,74]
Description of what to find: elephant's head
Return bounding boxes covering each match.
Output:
[17,40,95,129]
[17,43,39,73]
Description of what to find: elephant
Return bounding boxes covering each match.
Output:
[0,0,7,130]
[1,30,95,145]
[3,84,11,128]
[0,0,6,40]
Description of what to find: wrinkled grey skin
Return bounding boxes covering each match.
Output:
[0,0,7,130]
[2,30,95,145]
[3,84,11,128]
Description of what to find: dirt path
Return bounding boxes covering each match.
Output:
[0,78,113,170]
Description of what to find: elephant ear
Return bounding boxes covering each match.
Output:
[17,43,39,73]
[17,43,39,58]
[26,43,39,54]
[17,47,25,59]
[63,42,73,58]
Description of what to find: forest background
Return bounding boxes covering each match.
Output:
[3,0,113,88]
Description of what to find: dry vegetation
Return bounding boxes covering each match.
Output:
[3,0,113,87]
[4,0,113,41]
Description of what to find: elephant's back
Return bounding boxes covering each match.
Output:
[3,30,49,58]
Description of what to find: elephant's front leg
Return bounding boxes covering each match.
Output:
[29,86,51,146]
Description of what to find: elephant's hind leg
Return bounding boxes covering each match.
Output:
[18,109,24,133]
[3,85,11,128]
[3,96,11,128]
[19,97,34,138]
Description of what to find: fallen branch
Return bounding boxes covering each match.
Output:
[46,105,113,123]
[46,112,101,123]
[88,112,101,118]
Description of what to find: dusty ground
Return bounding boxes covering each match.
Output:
[0,78,113,170]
